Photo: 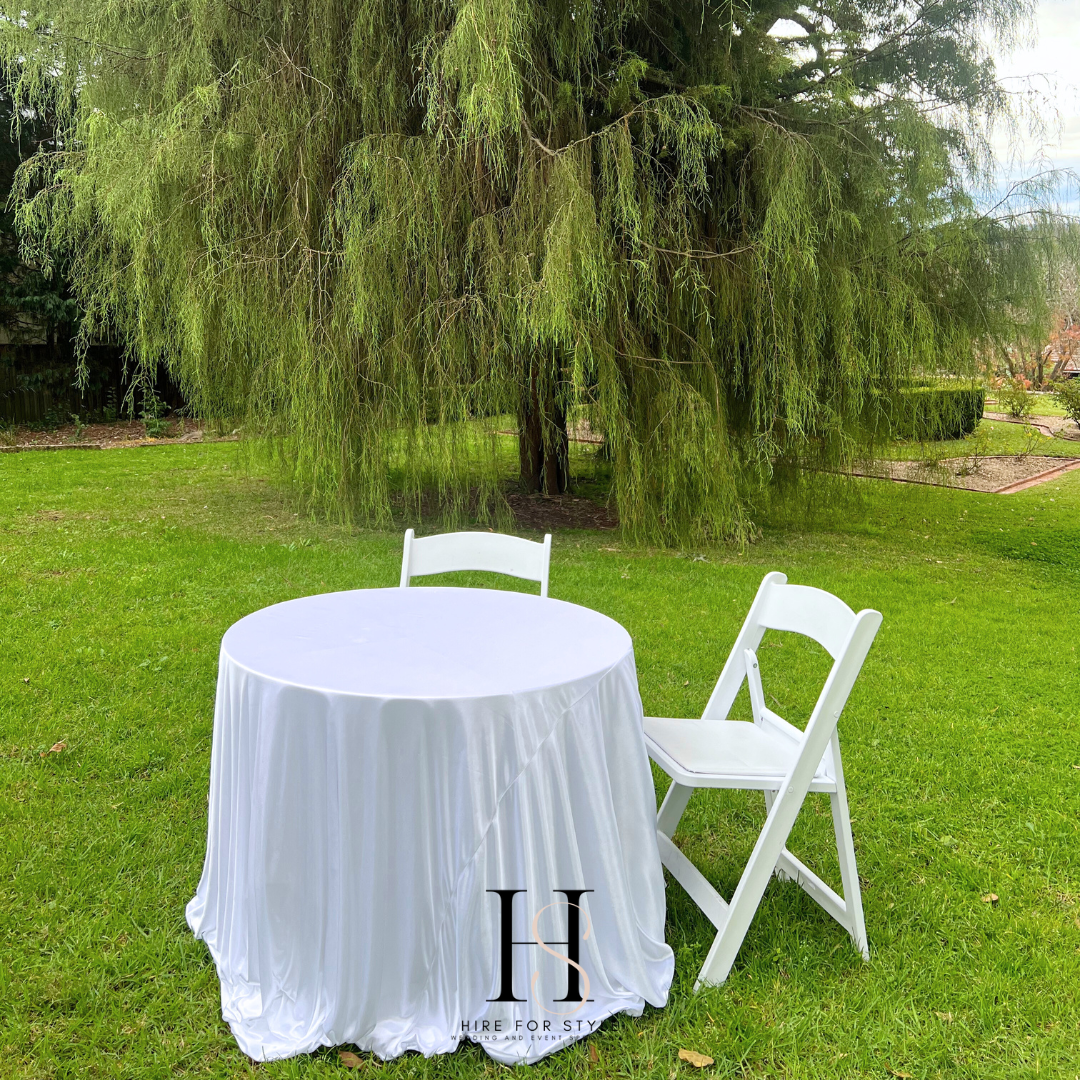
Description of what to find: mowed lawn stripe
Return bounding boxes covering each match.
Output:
[1,444,1078,1079]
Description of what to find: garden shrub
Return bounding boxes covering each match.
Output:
[1052,378,1080,426]
[996,377,1034,419]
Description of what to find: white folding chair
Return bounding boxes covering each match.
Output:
[644,571,882,989]
[399,529,552,597]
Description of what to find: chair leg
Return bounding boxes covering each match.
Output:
[768,739,868,962]
[656,781,693,838]
[830,783,868,960]
[694,786,804,989]
[762,789,783,881]
[664,779,867,989]
[694,842,781,989]
[653,782,734,951]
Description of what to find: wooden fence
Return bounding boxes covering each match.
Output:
[0,345,182,424]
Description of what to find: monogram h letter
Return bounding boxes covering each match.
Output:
[486,889,594,1003]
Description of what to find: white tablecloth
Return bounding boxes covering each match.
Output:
[186,587,673,1063]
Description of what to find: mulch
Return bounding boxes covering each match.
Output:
[506,492,618,531]
[0,417,222,451]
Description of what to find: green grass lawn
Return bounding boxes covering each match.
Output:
[2,444,1078,1080]
[880,418,1079,462]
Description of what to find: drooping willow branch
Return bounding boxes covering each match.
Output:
[0,0,1072,543]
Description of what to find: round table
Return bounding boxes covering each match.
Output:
[186,587,673,1063]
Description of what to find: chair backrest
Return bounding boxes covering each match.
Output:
[754,581,858,660]
[702,573,881,757]
[399,529,552,597]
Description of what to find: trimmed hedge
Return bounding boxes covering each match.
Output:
[871,385,985,442]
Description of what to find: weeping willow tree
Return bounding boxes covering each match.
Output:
[0,0,1071,541]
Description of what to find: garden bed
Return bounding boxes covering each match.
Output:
[0,417,230,450]
[983,411,1080,439]
[859,454,1080,492]
[507,490,618,531]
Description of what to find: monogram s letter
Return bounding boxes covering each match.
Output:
[487,888,595,1007]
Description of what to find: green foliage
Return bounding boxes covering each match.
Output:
[997,377,1034,419]
[0,1,1075,542]
[0,63,129,426]
[888,385,986,442]
[102,386,118,423]
[1052,378,1080,426]
[140,390,170,437]
[1013,422,1042,460]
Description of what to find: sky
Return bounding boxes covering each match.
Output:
[990,0,1080,212]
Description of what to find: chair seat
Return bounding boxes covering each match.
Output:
[644,717,837,792]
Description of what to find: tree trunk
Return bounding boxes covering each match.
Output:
[518,362,568,496]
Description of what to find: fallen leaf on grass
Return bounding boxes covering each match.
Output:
[935,1011,953,1023]
[589,1043,599,1064]
[40,741,66,757]
[339,1050,363,1068]
[981,893,999,904]
[678,1049,714,1068]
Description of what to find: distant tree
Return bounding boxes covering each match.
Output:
[1,1,1075,539]
[995,233,1080,386]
